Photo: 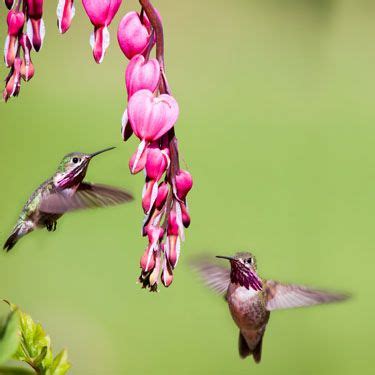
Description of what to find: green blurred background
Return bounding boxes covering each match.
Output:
[0,0,373,373]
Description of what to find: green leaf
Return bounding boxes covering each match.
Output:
[0,311,20,365]
[48,350,71,375]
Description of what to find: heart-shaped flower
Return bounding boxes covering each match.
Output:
[4,10,25,67]
[128,89,179,142]
[125,54,160,97]
[117,11,152,59]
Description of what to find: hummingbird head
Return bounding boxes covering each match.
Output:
[216,252,263,291]
[54,147,115,189]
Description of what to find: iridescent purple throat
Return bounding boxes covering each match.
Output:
[230,261,263,291]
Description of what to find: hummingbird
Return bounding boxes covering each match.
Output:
[3,147,133,251]
[192,252,349,363]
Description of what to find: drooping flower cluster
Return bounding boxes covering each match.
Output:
[2,0,122,100]
[2,0,192,291]
[3,0,41,101]
[118,2,193,291]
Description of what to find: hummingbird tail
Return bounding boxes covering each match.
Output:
[3,229,21,251]
[238,332,264,364]
[3,222,33,252]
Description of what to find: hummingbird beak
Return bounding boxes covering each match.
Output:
[216,255,236,261]
[89,146,116,158]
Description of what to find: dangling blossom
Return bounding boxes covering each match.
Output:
[117,11,153,60]
[25,0,45,51]
[82,0,122,64]
[4,9,25,67]
[56,0,75,34]
[3,57,22,101]
[19,34,34,81]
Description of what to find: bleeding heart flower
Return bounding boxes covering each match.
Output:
[5,0,15,10]
[4,10,25,67]
[19,34,34,81]
[25,0,45,52]
[145,145,169,181]
[117,11,154,59]
[161,257,173,287]
[3,57,22,102]
[128,89,179,142]
[56,0,75,34]
[125,54,160,97]
[175,169,193,201]
[142,180,158,214]
[155,182,169,210]
[82,0,122,63]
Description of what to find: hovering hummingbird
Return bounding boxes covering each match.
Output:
[3,147,133,251]
[192,252,349,363]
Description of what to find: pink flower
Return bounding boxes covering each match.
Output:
[145,145,169,181]
[128,89,179,142]
[125,54,160,97]
[19,34,34,81]
[128,145,148,174]
[82,0,122,64]
[161,257,173,287]
[25,0,45,52]
[4,10,25,67]
[142,180,158,214]
[56,0,75,34]
[117,11,153,59]
[5,0,15,10]
[3,57,22,102]
[155,182,169,210]
[175,170,193,201]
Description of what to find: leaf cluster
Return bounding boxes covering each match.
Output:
[0,301,70,375]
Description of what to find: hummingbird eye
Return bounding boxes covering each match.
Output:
[245,257,253,265]
[72,157,79,163]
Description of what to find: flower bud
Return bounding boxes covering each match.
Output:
[4,10,25,67]
[7,10,25,35]
[142,180,158,214]
[145,146,169,181]
[148,249,161,287]
[140,247,155,272]
[155,182,169,210]
[175,169,193,201]
[128,89,179,142]
[117,11,153,59]
[128,142,148,174]
[5,0,15,10]
[3,57,22,102]
[167,210,179,237]
[57,0,75,34]
[180,201,191,228]
[20,34,34,81]
[161,257,173,287]
[125,54,160,97]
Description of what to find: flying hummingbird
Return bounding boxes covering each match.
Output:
[3,147,133,251]
[192,252,349,363]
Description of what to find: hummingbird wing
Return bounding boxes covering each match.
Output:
[190,257,230,295]
[265,280,349,311]
[39,183,133,214]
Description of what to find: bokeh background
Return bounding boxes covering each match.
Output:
[0,0,373,373]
